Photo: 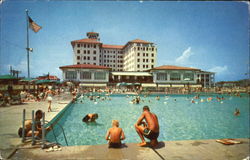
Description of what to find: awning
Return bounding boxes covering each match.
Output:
[0,75,18,80]
[111,72,152,76]
[158,84,171,87]
[171,84,184,87]
[190,84,202,88]
[79,83,107,87]
[141,83,157,87]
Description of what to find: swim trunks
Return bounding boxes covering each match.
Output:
[143,128,159,140]
[109,142,122,148]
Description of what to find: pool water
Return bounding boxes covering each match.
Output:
[46,94,249,146]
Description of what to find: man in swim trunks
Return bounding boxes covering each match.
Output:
[105,120,125,148]
[18,110,51,138]
[135,106,159,147]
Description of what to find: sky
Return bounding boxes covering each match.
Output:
[0,0,249,82]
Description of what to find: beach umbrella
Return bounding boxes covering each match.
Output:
[0,75,18,80]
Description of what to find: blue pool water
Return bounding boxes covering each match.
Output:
[46,94,249,146]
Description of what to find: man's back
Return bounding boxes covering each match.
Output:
[109,127,123,143]
[144,111,159,133]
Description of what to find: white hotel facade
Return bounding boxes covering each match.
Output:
[60,32,215,88]
[71,32,157,71]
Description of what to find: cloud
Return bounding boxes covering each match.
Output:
[208,65,228,75]
[175,47,193,64]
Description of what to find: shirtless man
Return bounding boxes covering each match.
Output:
[105,120,125,148]
[135,106,159,147]
[82,113,98,123]
[18,110,51,138]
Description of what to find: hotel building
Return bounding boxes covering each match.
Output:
[60,31,215,88]
[71,32,157,71]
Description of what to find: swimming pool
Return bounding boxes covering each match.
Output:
[46,94,249,146]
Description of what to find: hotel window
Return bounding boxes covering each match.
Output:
[146,48,148,51]
[113,55,115,58]
[94,63,96,65]
[137,59,140,62]
[151,65,154,68]
[84,56,86,60]
[146,65,148,68]
[104,50,106,53]
[156,73,168,81]
[84,50,86,54]
[84,44,86,48]
[80,71,91,80]
[137,53,140,56]
[77,44,80,48]
[143,65,145,68]
[77,56,80,60]
[137,64,140,68]
[94,45,96,48]
[93,57,96,60]
[99,55,101,57]
[152,48,154,51]
[143,59,145,62]
[151,53,154,57]
[146,59,148,62]
[143,53,145,57]
[77,62,80,64]
[113,51,115,53]
[107,55,109,58]
[170,73,181,81]
[93,51,96,54]
[104,55,106,58]
[77,50,80,54]
[87,57,90,60]
[107,51,109,53]
[99,60,101,63]
[151,59,154,63]
[146,53,148,57]
[104,60,106,63]
[138,47,140,50]
[65,71,77,80]
[87,44,90,48]
[183,73,194,81]
[87,50,90,54]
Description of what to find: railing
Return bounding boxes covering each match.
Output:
[45,120,68,146]
[21,109,68,148]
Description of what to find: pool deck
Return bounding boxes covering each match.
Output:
[0,93,249,159]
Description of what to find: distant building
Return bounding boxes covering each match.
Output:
[59,64,111,87]
[71,32,157,71]
[150,65,215,88]
[37,75,60,81]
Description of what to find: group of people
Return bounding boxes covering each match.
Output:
[18,110,51,139]
[83,106,160,148]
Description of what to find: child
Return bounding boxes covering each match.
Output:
[105,120,125,148]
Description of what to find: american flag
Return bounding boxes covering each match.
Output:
[28,16,42,33]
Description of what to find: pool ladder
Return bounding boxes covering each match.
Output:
[46,120,69,146]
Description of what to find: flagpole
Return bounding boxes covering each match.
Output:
[26,9,30,91]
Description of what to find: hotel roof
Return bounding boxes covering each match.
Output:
[151,65,201,71]
[128,39,152,44]
[102,44,124,49]
[59,64,111,70]
[71,38,101,45]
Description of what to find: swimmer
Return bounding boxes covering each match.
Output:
[155,96,160,100]
[82,113,99,123]
[234,108,240,116]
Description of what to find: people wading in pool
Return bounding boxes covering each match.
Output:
[135,106,159,147]
[82,113,98,123]
[105,120,125,148]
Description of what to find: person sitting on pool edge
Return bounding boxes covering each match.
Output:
[82,113,98,123]
[18,110,51,138]
[135,106,159,147]
[105,120,125,148]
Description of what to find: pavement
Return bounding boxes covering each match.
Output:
[0,93,249,160]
